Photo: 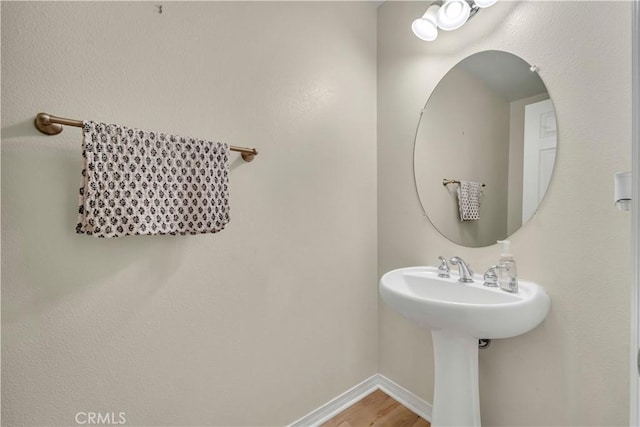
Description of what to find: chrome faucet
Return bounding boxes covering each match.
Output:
[437,256,450,278]
[450,257,474,283]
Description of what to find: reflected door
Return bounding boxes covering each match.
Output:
[523,99,557,223]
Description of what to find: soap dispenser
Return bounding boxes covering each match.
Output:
[497,240,518,293]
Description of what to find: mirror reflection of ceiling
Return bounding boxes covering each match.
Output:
[457,51,547,101]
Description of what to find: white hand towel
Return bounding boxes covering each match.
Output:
[457,181,483,221]
[76,121,230,237]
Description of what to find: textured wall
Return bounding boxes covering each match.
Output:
[378,1,631,425]
[1,2,377,426]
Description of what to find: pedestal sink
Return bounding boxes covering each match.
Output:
[379,266,550,427]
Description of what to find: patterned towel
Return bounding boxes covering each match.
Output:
[457,181,483,221]
[77,121,230,237]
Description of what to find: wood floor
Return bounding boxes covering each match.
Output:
[321,389,430,427]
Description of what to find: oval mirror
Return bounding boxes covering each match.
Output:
[414,50,557,247]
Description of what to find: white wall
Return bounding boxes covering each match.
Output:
[1,2,377,426]
[378,1,631,425]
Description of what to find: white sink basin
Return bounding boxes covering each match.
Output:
[379,266,550,427]
[379,266,550,338]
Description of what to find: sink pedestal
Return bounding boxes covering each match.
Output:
[431,330,481,427]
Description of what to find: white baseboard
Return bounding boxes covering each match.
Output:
[288,375,380,427]
[376,375,432,422]
[288,374,432,427]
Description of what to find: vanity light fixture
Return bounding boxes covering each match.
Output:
[436,0,471,31]
[412,0,497,41]
[473,0,498,8]
[412,5,440,41]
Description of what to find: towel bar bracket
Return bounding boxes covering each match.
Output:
[34,112,259,162]
[240,152,256,162]
[35,113,66,136]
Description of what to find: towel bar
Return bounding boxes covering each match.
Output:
[443,178,486,187]
[34,112,258,162]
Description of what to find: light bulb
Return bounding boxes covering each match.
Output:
[412,5,440,41]
[436,0,471,31]
[473,0,498,8]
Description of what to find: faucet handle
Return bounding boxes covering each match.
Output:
[483,266,499,287]
[437,256,450,278]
